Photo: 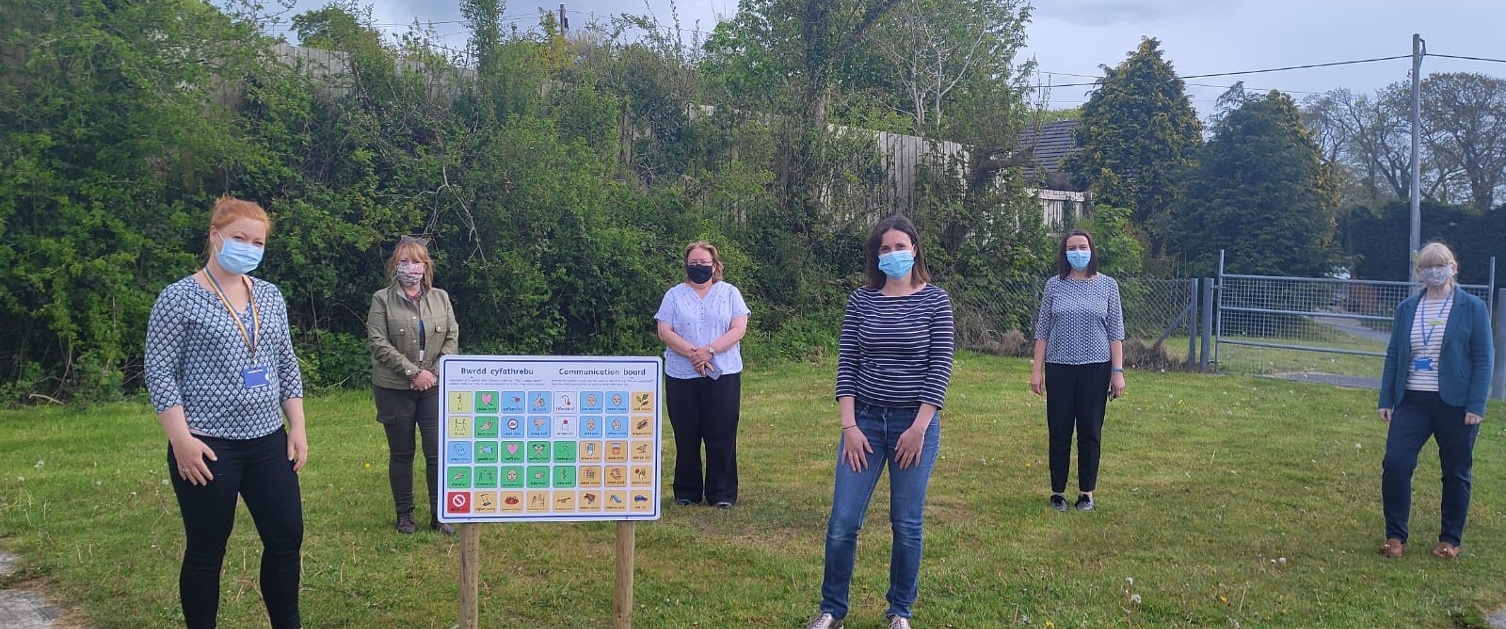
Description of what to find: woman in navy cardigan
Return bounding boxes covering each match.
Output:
[1377,242,1495,559]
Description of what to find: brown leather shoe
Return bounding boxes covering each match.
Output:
[1431,542,1459,558]
[1379,538,1405,558]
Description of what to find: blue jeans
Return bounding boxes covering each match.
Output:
[1382,390,1479,546]
[820,403,941,621]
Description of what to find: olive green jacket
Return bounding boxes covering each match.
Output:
[367,284,459,389]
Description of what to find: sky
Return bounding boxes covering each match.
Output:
[268,0,1506,120]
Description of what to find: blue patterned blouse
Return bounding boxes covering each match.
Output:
[1034,274,1126,365]
[145,275,304,439]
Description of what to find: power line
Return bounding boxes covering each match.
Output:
[1427,53,1506,64]
[1034,70,1323,96]
[1038,54,1414,88]
[1182,55,1412,79]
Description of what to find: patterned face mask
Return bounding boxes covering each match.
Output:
[396,262,425,286]
[1419,265,1453,287]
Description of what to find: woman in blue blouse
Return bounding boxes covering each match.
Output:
[1030,228,1125,513]
[805,215,954,629]
[655,241,750,508]
[145,196,307,629]
[1377,242,1494,559]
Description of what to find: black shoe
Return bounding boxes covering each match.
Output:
[712,501,733,510]
[1075,494,1095,511]
[674,499,695,506]
[1049,494,1068,512]
[431,519,456,536]
[396,512,417,534]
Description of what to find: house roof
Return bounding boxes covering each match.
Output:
[1017,119,1080,178]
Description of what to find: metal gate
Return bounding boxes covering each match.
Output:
[1214,254,1497,389]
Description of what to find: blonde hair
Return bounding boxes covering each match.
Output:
[388,237,435,290]
[205,196,271,260]
[684,241,724,283]
[1415,242,1457,269]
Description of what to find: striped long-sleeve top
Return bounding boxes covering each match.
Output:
[835,284,955,409]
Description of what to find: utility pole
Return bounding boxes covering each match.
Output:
[1408,33,1424,282]
[559,4,569,35]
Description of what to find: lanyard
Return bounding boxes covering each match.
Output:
[203,269,261,360]
[1418,289,1453,349]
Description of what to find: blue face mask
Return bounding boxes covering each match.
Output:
[878,250,915,280]
[1066,249,1092,271]
[216,235,264,275]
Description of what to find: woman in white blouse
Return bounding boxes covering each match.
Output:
[655,241,750,508]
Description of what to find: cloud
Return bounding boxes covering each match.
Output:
[1030,0,1237,27]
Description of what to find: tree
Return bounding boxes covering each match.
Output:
[1302,73,1506,211]
[868,0,1029,138]
[1420,72,1506,212]
[1063,38,1202,241]
[0,0,249,397]
[1170,91,1340,277]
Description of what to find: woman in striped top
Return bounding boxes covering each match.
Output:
[805,215,954,629]
[1377,242,1494,559]
[1030,228,1125,513]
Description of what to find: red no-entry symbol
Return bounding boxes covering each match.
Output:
[447,491,471,513]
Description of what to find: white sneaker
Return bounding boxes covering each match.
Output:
[888,616,913,629]
[804,612,843,629]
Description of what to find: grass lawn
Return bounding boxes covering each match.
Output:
[1216,336,1386,379]
[2,353,1505,628]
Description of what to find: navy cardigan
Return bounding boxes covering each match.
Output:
[1378,288,1495,416]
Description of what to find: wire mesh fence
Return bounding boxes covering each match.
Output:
[947,276,1199,369]
[1214,274,1495,384]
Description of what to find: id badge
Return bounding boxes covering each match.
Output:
[1412,356,1435,372]
[242,365,271,390]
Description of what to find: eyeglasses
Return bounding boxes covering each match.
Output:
[398,235,431,247]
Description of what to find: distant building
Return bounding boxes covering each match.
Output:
[1017,119,1088,228]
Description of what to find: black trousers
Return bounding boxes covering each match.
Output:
[168,429,303,629]
[1045,361,1111,494]
[374,385,440,517]
[665,373,743,504]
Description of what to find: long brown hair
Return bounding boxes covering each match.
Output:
[1056,228,1099,279]
[864,215,930,290]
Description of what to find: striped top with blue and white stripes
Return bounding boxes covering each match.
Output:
[1405,291,1455,392]
[835,284,955,409]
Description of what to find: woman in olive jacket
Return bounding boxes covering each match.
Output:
[367,236,459,535]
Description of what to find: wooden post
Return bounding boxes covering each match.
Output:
[613,520,636,629]
[458,523,481,629]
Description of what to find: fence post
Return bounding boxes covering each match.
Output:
[1493,289,1505,402]
[1200,278,1215,372]
[1186,279,1198,367]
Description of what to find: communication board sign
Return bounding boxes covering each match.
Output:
[437,355,663,523]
